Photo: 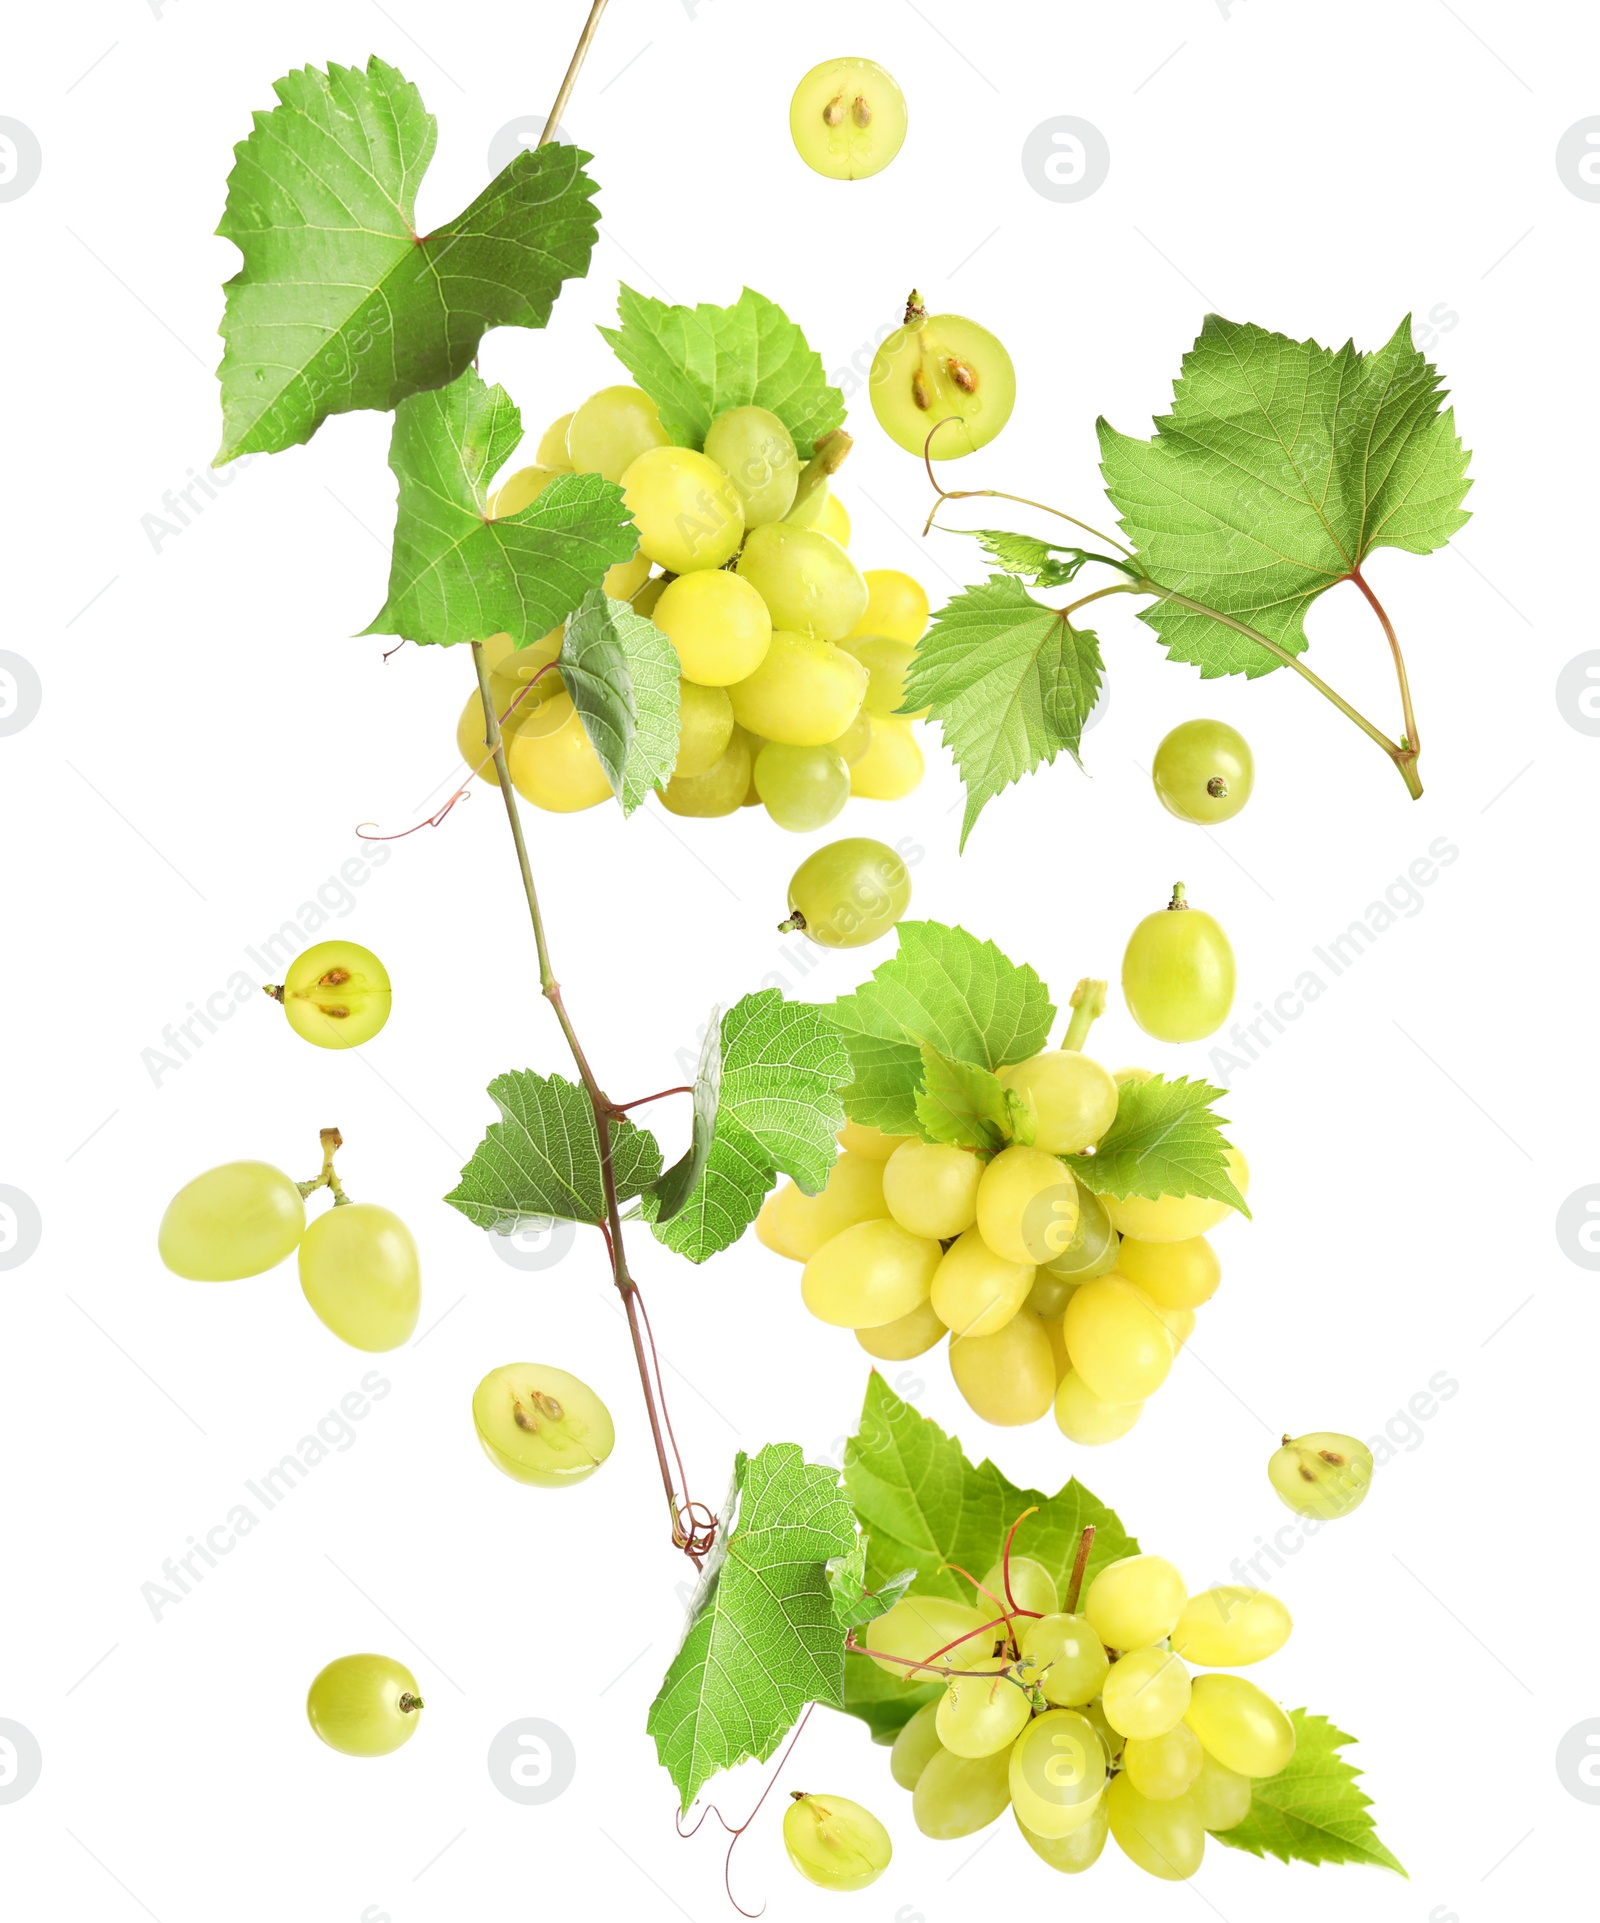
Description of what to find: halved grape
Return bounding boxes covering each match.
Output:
[870,296,1015,459]
[1268,1432,1373,1520]
[472,1363,615,1487]
[276,941,391,1050]
[783,1793,891,1890]
[306,1654,423,1757]
[789,58,908,180]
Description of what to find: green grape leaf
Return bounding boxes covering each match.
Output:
[826,1539,916,1635]
[841,1373,1138,1739]
[1098,315,1473,678]
[598,284,845,453]
[647,991,852,1262]
[216,57,600,462]
[364,371,638,648]
[1215,1711,1407,1874]
[444,1069,662,1230]
[1074,1072,1248,1216]
[648,1444,858,1811]
[914,1043,1034,1153]
[957,528,1105,588]
[823,922,1055,1139]
[904,577,1104,850]
[648,1011,722,1226]
[560,590,683,814]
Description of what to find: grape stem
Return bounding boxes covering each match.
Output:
[1061,980,1107,1053]
[540,0,612,138]
[612,1085,694,1114]
[295,1127,351,1207]
[790,427,854,521]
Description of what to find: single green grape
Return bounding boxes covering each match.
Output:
[660,727,753,818]
[1171,1586,1292,1667]
[851,568,929,644]
[472,1363,615,1487]
[1268,1431,1374,1520]
[938,1671,1032,1758]
[801,1218,942,1328]
[1124,1722,1203,1801]
[652,570,772,686]
[1107,1774,1204,1880]
[782,837,911,948]
[1016,1614,1108,1707]
[980,1555,1059,1622]
[298,1202,420,1351]
[1121,883,1236,1042]
[735,522,868,640]
[534,411,574,470]
[949,1309,1056,1425]
[488,463,560,517]
[1183,1674,1296,1777]
[1015,1798,1109,1873]
[1053,1370,1143,1446]
[754,741,851,831]
[158,1162,305,1281]
[1008,1709,1107,1839]
[1187,1748,1254,1831]
[1062,1275,1174,1403]
[771,1151,886,1260]
[829,707,874,765]
[1113,1233,1221,1307]
[870,295,1016,459]
[816,491,851,545]
[867,1595,994,1678]
[1152,719,1255,824]
[836,1120,913,1164]
[976,1145,1079,1266]
[1102,1647,1192,1739]
[789,57,908,179]
[621,446,744,573]
[505,692,613,813]
[855,1295,948,1360]
[1103,1148,1249,1242]
[306,1654,423,1757]
[930,1226,1033,1339]
[728,631,868,746]
[1039,1181,1119,1282]
[998,1049,1119,1155]
[703,405,799,526]
[848,715,924,800]
[673,680,735,778]
[912,1744,1012,1839]
[881,1140,981,1240]
[1025,1268,1079,1320]
[566,384,670,482]
[889,1700,944,1789]
[275,941,392,1050]
[481,626,562,687]
[783,1793,892,1891]
[838,634,925,717]
[1083,1554,1187,1650]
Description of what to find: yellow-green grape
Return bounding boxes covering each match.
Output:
[621,446,744,573]
[653,570,772,687]
[703,404,799,526]
[1184,1675,1296,1777]
[870,297,1016,460]
[754,741,851,831]
[488,462,560,517]
[1084,1554,1187,1650]
[839,634,925,718]
[1157,1301,1195,1348]
[890,1701,944,1790]
[1114,1234,1221,1307]
[1063,1275,1175,1403]
[1026,1268,1078,1320]
[1103,1149,1250,1242]
[976,1146,1078,1266]
[728,631,868,746]
[1053,1370,1143,1445]
[1008,1709,1106,1839]
[471,1362,615,1487]
[1121,883,1237,1042]
[631,575,667,619]
[535,411,574,470]
[1015,1798,1109,1873]
[1039,1182,1119,1282]
[912,1744,1012,1839]
[1171,1587,1292,1667]
[506,693,613,812]
[829,707,874,764]
[848,715,925,800]
[736,522,868,639]
[603,551,652,602]
[1125,1722,1203,1801]
[158,1162,305,1281]
[673,680,735,778]
[782,1793,892,1892]
[980,1555,1059,1622]
[783,837,911,948]
[456,680,517,786]
[817,492,851,545]
[1187,1748,1254,1831]
[882,1140,980,1240]
[998,1051,1119,1155]
[950,1309,1055,1425]
[660,726,753,818]
[772,1152,886,1259]
[566,384,670,482]
[836,1120,914,1162]
[755,1192,798,1258]
[856,1296,948,1360]
[781,476,831,529]
[852,568,929,644]
[306,1654,423,1758]
[1043,1310,1072,1383]
[1107,1774,1204,1881]
[802,1218,942,1328]
[299,1203,420,1351]
[1152,718,1255,825]
[480,628,560,687]
[1102,1647,1191,1739]
[789,57,908,180]
[938,1672,1032,1758]
[930,1227,1033,1338]
[277,941,391,1050]
[868,1596,996,1679]
[1269,1431,1374,1520]
[1017,1614,1108,1707]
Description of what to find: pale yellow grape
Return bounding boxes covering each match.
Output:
[950,1309,1055,1425]
[839,634,925,717]
[856,1296,947,1360]
[976,1146,1078,1266]
[1084,1555,1187,1650]
[1063,1275,1174,1402]
[299,1203,420,1351]
[802,1218,941,1328]
[817,492,851,545]
[829,707,873,764]
[622,446,744,573]
[306,1654,423,1757]
[852,569,929,644]
[1103,1148,1250,1241]
[913,1744,1012,1839]
[727,630,868,745]
[736,522,867,639]
[1044,1310,1072,1384]
[456,683,516,786]
[1158,1301,1195,1347]
[535,411,573,469]
[1115,1234,1221,1308]
[506,694,612,812]
[1171,1587,1292,1667]
[471,1363,614,1486]
[488,462,560,516]
[1185,1675,1295,1777]
[753,742,851,832]
[837,1120,914,1162]
[702,404,799,526]
[882,1140,980,1240]
[1187,1749,1253,1830]
[158,1162,305,1282]
[771,1152,886,1260]
[673,680,735,778]
[930,1228,1033,1338]
[603,551,651,601]
[1054,1371,1143,1445]
[482,626,563,686]
[631,576,667,619]
[790,57,908,181]
[938,1673,1032,1757]
[652,570,772,686]
[567,384,670,482]
[1026,1269,1078,1319]
[998,1051,1119,1155]
[848,715,924,799]
[1107,1774,1204,1880]
[660,727,752,818]
[755,1192,799,1258]
[979,1555,1058,1621]
[1008,1709,1106,1839]
[1039,1183,1120,1282]
[782,1793,891,1892]
[889,1701,943,1789]
[869,1596,996,1679]
[1017,1614,1108,1707]
[782,476,832,528]
[1015,1800,1108,1873]
[1103,1647,1191,1739]
[1125,1722,1203,1800]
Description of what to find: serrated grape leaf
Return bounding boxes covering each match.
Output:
[215,57,600,462]
[363,371,637,648]
[958,528,1105,588]
[1074,1072,1248,1216]
[826,1539,916,1635]
[444,1069,662,1229]
[1098,315,1472,678]
[841,1373,1138,1739]
[914,1042,1033,1153]
[648,1011,722,1226]
[904,577,1104,850]
[824,922,1054,1139]
[560,590,682,814]
[1216,1710,1406,1874]
[648,1444,858,1811]
[598,284,845,452]
[647,991,851,1262]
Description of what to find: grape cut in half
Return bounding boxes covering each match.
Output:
[789,58,908,180]
[870,293,1015,460]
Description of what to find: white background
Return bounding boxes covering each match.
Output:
[2,1,1595,1919]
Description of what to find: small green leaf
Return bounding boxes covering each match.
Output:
[914,1042,1025,1154]
[826,1539,916,1635]
[444,1069,662,1229]
[958,528,1105,587]
[1074,1072,1248,1215]
[598,284,845,452]
[904,576,1104,849]
[649,1013,722,1226]
[1216,1710,1406,1874]
[560,590,683,813]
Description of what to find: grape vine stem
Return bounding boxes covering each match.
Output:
[541,0,612,137]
